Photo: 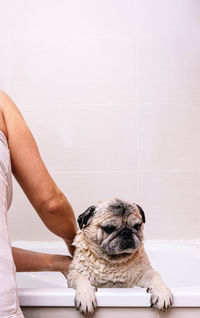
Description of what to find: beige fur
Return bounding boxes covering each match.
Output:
[68,230,150,288]
[66,199,173,315]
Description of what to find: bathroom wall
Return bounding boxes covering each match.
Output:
[0,0,199,241]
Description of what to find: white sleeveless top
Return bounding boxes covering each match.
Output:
[0,130,13,210]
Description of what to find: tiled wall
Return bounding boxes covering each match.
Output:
[0,0,199,241]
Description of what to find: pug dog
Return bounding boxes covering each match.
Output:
[66,198,173,315]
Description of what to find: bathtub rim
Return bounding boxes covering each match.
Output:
[18,286,200,307]
[14,240,200,308]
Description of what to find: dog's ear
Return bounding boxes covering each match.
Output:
[136,204,146,223]
[77,206,96,229]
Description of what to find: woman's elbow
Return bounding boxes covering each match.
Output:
[43,192,65,215]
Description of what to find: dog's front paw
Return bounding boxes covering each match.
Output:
[75,285,97,316]
[148,287,173,311]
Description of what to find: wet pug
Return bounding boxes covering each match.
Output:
[66,198,173,315]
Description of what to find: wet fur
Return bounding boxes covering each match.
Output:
[66,199,173,315]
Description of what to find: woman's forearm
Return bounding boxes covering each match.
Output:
[12,247,72,272]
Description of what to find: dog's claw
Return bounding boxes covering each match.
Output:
[74,299,79,310]
[147,287,152,293]
[170,294,174,306]
[150,295,159,307]
[150,287,173,311]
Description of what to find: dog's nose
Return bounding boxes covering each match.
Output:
[120,228,132,239]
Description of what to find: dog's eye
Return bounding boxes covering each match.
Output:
[133,223,142,231]
[101,225,116,234]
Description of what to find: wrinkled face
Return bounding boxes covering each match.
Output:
[78,198,145,256]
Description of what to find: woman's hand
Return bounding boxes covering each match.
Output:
[64,239,76,257]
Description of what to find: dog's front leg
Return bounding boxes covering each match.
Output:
[136,267,173,311]
[66,270,97,315]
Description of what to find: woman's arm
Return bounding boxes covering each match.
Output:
[0,90,78,256]
[12,247,72,272]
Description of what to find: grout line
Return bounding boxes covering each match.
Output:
[136,104,140,203]
[5,0,11,93]
[11,36,136,44]
[47,169,200,174]
[49,169,138,174]
[17,102,200,108]
[135,0,140,203]
[135,0,138,105]
[18,103,137,108]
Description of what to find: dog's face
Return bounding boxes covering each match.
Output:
[77,198,145,256]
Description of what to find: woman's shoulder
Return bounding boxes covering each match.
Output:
[0,90,13,107]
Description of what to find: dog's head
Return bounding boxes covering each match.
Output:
[77,198,145,256]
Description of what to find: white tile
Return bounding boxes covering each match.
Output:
[51,170,138,217]
[136,0,200,40]
[8,171,137,241]
[138,104,200,171]
[0,44,9,91]
[11,0,135,42]
[9,0,136,104]
[0,0,10,42]
[136,38,200,103]
[139,172,200,240]
[9,38,136,105]
[19,105,137,171]
[135,0,200,104]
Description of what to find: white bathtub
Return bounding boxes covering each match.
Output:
[14,240,200,318]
